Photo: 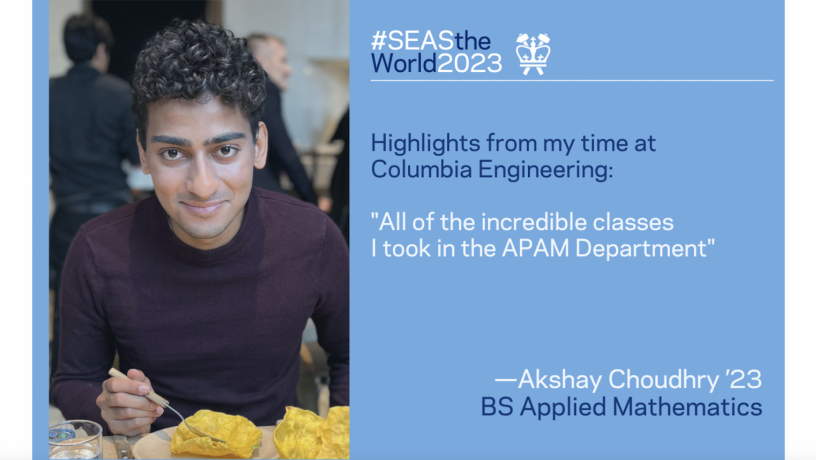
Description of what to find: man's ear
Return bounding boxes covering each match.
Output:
[253,122,268,169]
[137,131,151,175]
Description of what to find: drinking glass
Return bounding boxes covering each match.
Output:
[49,420,103,459]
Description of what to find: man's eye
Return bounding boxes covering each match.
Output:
[218,146,237,157]
[162,149,183,160]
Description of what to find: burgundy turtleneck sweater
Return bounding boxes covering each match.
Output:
[52,187,349,433]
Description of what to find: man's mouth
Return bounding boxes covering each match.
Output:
[181,200,227,215]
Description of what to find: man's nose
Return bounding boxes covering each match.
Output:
[188,156,219,198]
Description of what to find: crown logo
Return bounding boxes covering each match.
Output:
[516,33,551,75]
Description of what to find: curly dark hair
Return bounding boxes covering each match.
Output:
[131,20,266,150]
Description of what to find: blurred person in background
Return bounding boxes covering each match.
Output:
[49,14,139,383]
[328,107,349,243]
[247,34,318,206]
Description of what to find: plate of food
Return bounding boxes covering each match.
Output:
[133,406,350,460]
[132,410,278,459]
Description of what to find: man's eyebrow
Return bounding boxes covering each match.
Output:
[151,135,192,147]
[204,132,247,145]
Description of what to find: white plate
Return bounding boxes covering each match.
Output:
[132,426,278,459]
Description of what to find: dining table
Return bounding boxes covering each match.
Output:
[101,426,277,459]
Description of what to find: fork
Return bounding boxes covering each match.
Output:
[108,368,226,443]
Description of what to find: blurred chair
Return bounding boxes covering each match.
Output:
[297,319,330,417]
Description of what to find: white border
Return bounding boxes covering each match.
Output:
[0,0,33,458]
[785,1,816,458]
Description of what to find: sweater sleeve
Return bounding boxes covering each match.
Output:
[311,217,350,406]
[51,228,116,431]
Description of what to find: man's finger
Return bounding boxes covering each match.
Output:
[127,368,151,387]
[104,377,152,396]
[107,392,158,411]
[106,406,164,420]
[110,417,154,436]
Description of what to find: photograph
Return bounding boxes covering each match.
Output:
[47,1,350,458]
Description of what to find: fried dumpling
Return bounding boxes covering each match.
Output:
[170,409,262,459]
[315,406,350,459]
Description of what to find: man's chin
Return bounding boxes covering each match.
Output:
[175,221,233,241]
[168,199,246,246]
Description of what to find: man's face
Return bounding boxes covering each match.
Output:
[265,39,291,91]
[138,96,267,250]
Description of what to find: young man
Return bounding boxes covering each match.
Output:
[246,34,318,206]
[51,20,349,436]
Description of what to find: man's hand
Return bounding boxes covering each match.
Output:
[96,369,164,436]
[318,196,333,214]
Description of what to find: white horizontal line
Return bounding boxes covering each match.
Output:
[371,79,774,82]
[495,379,518,382]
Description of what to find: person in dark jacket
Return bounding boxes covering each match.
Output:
[247,34,317,205]
[49,14,139,382]
[329,108,349,243]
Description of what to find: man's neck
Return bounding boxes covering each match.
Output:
[89,57,107,74]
